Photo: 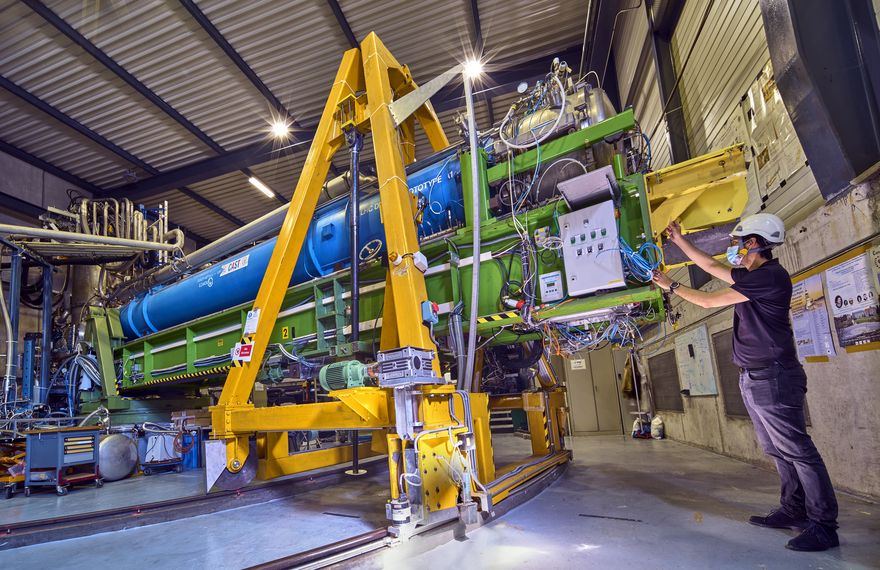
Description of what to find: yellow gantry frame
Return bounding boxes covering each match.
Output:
[208,34,572,517]
[210,33,450,471]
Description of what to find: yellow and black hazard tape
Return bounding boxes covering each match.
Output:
[476,311,519,324]
[119,364,233,392]
[543,410,551,451]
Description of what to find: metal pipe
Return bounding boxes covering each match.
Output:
[348,131,363,343]
[39,265,52,405]
[102,202,109,236]
[79,201,91,235]
[162,228,185,250]
[450,309,466,387]
[123,198,132,239]
[4,249,23,401]
[108,198,120,240]
[162,200,169,263]
[463,72,482,392]
[350,429,360,474]
[0,223,179,251]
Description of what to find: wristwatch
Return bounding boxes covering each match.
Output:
[669,281,681,294]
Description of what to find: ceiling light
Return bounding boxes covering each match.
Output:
[270,120,290,138]
[463,59,483,79]
[248,176,275,198]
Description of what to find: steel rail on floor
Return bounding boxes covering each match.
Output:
[0,456,386,550]
[244,462,569,570]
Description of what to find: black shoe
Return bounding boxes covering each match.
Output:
[786,523,839,552]
[749,508,808,530]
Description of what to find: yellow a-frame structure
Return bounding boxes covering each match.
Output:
[210,33,450,475]
[207,34,571,524]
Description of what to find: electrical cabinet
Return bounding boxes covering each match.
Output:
[558,200,625,296]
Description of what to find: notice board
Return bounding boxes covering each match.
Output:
[674,325,718,396]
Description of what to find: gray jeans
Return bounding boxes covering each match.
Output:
[739,363,838,528]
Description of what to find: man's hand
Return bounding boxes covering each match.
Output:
[665,220,684,244]
[652,270,673,290]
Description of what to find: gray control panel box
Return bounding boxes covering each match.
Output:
[558,200,625,296]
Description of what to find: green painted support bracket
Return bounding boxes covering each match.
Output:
[315,279,346,352]
[86,306,121,398]
[461,148,491,227]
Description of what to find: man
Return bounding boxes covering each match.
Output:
[651,213,839,552]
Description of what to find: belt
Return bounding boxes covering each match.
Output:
[740,365,771,373]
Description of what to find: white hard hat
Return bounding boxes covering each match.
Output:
[730,213,785,244]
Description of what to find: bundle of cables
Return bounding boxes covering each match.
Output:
[618,238,663,282]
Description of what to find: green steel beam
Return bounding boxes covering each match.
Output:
[461,149,491,226]
[485,109,635,183]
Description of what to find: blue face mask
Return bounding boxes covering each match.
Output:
[727,239,766,265]
[726,245,748,265]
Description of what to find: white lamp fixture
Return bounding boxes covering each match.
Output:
[463,59,483,79]
[270,120,290,138]
[248,176,275,198]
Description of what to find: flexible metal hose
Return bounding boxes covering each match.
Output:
[463,74,481,392]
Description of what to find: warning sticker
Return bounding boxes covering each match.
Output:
[231,342,254,362]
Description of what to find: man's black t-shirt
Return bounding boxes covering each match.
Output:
[730,259,799,368]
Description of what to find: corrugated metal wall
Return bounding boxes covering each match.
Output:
[611,6,671,169]
[671,0,823,227]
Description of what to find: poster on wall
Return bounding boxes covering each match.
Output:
[790,274,836,362]
[825,252,880,352]
[739,61,808,197]
[870,244,880,293]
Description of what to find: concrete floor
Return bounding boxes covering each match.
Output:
[1,468,205,523]
[367,436,880,569]
[1,435,877,569]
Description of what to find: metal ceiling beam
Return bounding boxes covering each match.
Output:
[108,140,308,201]
[0,74,159,175]
[178,187,245,226]
[177,0,308,137]
[0,139,102,195]
[325,0,358,49]
[468,0,484,55]
[0,75,238,227]
[22,0,225,155]
[24,0,286,215]
[110,48,579,201]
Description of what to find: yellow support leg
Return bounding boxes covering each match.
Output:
[361,32,442,372]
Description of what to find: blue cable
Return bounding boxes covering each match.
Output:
[619,237,663,282]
